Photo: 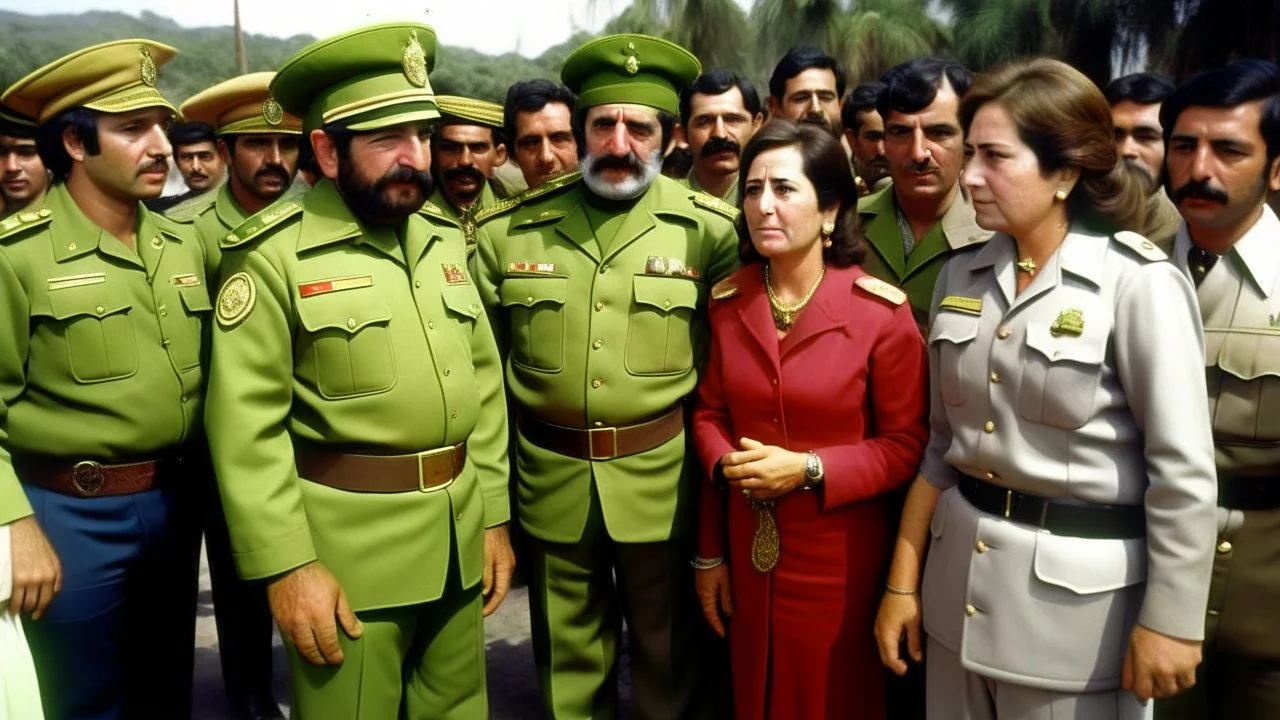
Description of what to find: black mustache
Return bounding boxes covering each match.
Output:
[701,137,740,159]
[375,165,432,193]
[593,152,644,173]
[443,166,485,185]
[139,158,169,176]
[255,164,290,183]
[1173,179,1229,205]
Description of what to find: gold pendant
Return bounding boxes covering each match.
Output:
[750,500,780,573]
[770,305,795,331]
[1016,257,1036,274]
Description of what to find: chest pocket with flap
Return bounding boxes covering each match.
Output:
[1018,322,1108,430]
[296,293,396,399]
[1210,330,1280,441]
[499,275,568,373]
[46,282,138,384]
[928,311,981,406]
[625,274,699,376]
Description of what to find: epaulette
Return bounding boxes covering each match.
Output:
[0,207,52,242]
[475,171,582,225]
[690,191,739,222]
[1112,230,1166,262]
[222,201,303,249]
[710,277,738,300]
[417,200,458,226]
[163,192,215,223]
[854,276,907,306]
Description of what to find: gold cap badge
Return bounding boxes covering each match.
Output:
[261,97,284,125]
[622,42,640,75]
[403,31,428,88]
[140,46,157,87]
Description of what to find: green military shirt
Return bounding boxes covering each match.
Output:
[204,178,509,612]
[0,184,210,525]
[473,173,739,544]
[428,181,497,250]
[166,179,310,279]
[680,171,738,203]
[859,183,990,330]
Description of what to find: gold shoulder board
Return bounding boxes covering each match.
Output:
[710,277,738,300]
[0,207,52,242]
[417,201,458,226]
[1112,230,1166,262]
[690,192,739,222]
[476,171,582,226]
[223,201,303,249]
[855,276,907,306]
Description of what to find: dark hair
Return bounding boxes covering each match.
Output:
[1104,73,1175,107]
[503,79,576,148]
[961,58,1148,232]
[572,107,677,157]
[1160,59,1280,167]
[842,81,885,134]
[735,119,864,267]
[296,133,320,176]
[431,119,503,153]
[679,69,762,126]
[769,47,846,102]
[878,57,973,120]
[37,106,100,183]
[167,121,217,150]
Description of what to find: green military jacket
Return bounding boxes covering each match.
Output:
[204,179,509,612]
[428,181,496,250]
[473,173,739,544]
[0,184,210,525]
[167,180,312,276]
[859,183,990,330]
[680,171,738,203]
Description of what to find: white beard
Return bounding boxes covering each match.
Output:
[581,149,663,201]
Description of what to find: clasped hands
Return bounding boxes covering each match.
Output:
[720,436,809,501]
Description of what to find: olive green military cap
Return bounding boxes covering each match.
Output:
[0,104,36,136]
[272,22,440,133]
[560,34,700,116]
[436,95,503,128]
[1,39,179,124]
[181,72,302,136]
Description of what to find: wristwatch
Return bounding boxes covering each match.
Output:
[804,451,824,486]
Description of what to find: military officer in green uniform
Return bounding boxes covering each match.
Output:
[0,39,206,718]
[429,95,508,248]
[0,105,48,220]
[203,22,514,719]
[168,70,302,720]
[861,57,990,332]
[474,34,739,720]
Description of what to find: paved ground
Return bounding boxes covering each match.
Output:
[192,545,547,719]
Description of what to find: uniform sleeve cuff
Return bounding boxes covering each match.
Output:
[232,523,317,581]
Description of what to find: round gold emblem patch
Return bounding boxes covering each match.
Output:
[262,97,284,126]
[140,46,158,87]
[216,272,257,328]
[402,31,428,88]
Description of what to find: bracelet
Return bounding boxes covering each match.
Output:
[691,556,725,570]
[885,582,919,596]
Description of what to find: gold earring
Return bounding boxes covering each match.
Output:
[1054,189,1068,202]
[821,221,835,237]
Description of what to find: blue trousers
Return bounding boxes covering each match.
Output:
[22,482,200,720]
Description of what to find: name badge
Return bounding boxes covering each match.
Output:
[47,273,106,291]
[169,273,201,287]
[298,275,373,298]
[939,296,982,315]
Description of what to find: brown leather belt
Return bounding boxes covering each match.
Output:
[518,407,684,461]
[15,455,179,498]
[294,442,467,493]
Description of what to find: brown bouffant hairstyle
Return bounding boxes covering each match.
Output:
[735,119,865,267]
[960,58,1148,233]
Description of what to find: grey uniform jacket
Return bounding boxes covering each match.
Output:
[920,227,1217,693]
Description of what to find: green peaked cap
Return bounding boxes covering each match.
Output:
[271,22,440,133]
[561,34,700,116]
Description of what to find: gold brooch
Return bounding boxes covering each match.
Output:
[139,46,157,87]
[402,30,428,88]
[1049,308,1084,337]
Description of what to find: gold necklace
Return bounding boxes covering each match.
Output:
[764,263,825,331]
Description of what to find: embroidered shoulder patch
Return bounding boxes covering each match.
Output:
[475,171,582,226]
[854,276,907,306]
[690,192,739,222]
[0,207,52,241]
[216,272,257,327]
[223,201,303,249]
[710,278,738,300]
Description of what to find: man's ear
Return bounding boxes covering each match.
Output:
[766,97,780,118]
[217,137,233,166]
[311,129,340,181]
[62,124,86,163]
[493,142,508,167]
[1268,154,1280,193]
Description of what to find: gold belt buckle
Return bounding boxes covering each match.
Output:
[417,445,458,493]
[72,460,106,496]
[1003,489,1013,519]
[588,426,618,461]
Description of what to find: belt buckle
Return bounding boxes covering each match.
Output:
[72,460,106,496]
[417,445,456,493]
[588,427,618,461]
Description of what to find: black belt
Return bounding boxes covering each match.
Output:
[958,474,1146,539]
[1217,474,1280,511]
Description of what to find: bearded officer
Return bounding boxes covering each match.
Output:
[203,22,513,719]
[474,34,739,720]
[0,39,206,718]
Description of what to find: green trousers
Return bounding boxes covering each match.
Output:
[1157,506,1280,720]
[284,560,487,720]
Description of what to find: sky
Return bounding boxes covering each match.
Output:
[0,0,754,58]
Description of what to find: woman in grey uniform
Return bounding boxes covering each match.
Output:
[874,58,1219,719]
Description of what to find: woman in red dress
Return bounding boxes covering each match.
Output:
[692,120,929,720]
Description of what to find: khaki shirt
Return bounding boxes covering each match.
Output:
[920,228,1216,691]
[204,179,509,611]
[0,185,209,525]
[1144,190,1182,256]
[474,175,739,543]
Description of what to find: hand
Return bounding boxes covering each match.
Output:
[695,563,734,638]
[875,591,923,676]
[1122,624,1202,702]
[720,437,808,501]
[482,525,515,616]
[267,561,363,666]
[8,515,62,620]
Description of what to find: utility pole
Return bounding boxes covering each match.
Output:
[234,0,248,74]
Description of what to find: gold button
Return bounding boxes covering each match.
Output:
[451,411,458,419]
[151,236,164,248]
[984,421,995,433]
[593,421,603,427]
[595,301,605,311]
[600,264,610,273]
[591,378,602,389]
[427,321,435,329]
[415,280,422,288]
[984,471,995,480]
[471,304,481,314]
[997,327,1011,340]
[1217,540,1233,554]
[443,368,451,377]
[965,604,977,617]
[95,305,105,315]
[37,208,51,218]
[990,371,1001,383]
[771,378,778,385]
[663,300,672,309]
[346,317,357,330]
[67,243,77,251]
[526,295,534,303]
[592,339,603,349]
[181,395,189,404]
[456,513,463,521]
[1142,241,1154,250]
[158,305,168,317]
[975,541,988,553]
